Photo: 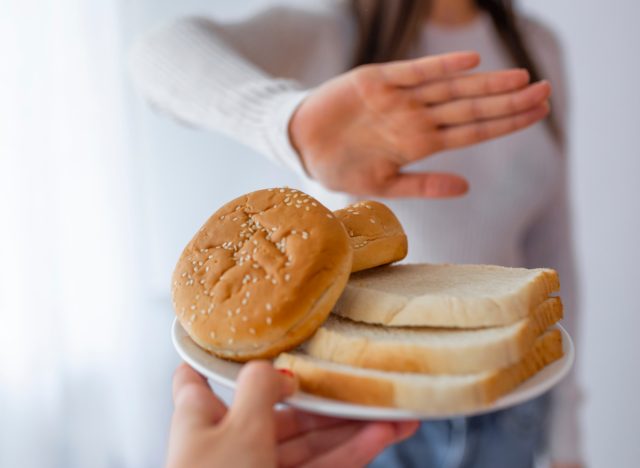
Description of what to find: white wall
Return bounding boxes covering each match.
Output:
[519,1,640,466]
[125,1,640,466]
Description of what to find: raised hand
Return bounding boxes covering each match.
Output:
[290,51,551,198]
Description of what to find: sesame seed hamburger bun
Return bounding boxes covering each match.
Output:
[333,201,407,273]
[172,188,353,362]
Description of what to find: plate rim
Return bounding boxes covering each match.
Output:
[171,319,574,421]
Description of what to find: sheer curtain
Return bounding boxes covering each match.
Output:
[0,2,175,467]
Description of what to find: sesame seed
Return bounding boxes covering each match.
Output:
[220,215,225,220]
[200,309,206,315]
[245,291,250,297]
[284,273,291,282]
[235,308,240,315]
[199,279,205,285]
[265,303,272,311]
[249,328,256,335]
[271,278,277,285]
[210,331,216,339]
[230,326,236,333]
[266,317,272,325]
[241,298,247,305]
[181,272,187,277]
[302,231,309,239]
[190,305,196,310]
[227,310,232,317]
[242,316,248,322]
[195,294,200,300]
[228,338,234,345]
[190,314,196,322]
[279,189,285,193]
[326,214,333,218]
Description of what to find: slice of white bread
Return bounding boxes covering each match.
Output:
[334,264,559,328]
[275,329,563,413]
[305,297,562,374]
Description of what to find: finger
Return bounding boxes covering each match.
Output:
[412,68,530,104]
[276,408,348,442]
[171,363,227,431]
[379,172,469,198]
[441,101,550,150]
[381,51,480,87]
[429,80,551,126]
[278,422,366,467]
[228,361,297,427]
[301,421,420,468]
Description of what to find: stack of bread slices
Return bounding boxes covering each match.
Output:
[172,188,565,414]
[275,209,564,414]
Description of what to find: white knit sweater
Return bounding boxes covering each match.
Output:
[130,3,581,462]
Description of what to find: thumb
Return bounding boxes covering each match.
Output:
[380,172,469,198]
[228,361,297,426]
[171,363,228,432]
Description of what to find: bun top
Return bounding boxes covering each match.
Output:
[334,201,405,245]
[172,188,352,361]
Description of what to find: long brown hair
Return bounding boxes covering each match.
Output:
[350,0,562,145]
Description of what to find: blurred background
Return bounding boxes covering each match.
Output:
[1,0,639,467]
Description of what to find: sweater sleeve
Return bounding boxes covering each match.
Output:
[128,6,349,177]
[520,17,583,464]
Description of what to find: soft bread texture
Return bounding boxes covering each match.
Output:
[305,297,562,374]
[276,329,563,413]
[334,264,559,328]
[172,188,352,361]
[333,201,408,273]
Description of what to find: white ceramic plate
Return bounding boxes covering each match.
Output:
[172,319,574,421]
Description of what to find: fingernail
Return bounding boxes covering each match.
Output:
[277,368,298,394]
[278,368,295,378]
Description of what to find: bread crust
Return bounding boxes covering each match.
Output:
[334,264,560,327]
[333,201,407,272]
[305,297,563,374]
[172,188,352,361]
[275,329,563,413]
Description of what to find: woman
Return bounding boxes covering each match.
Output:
[131,0,581,466]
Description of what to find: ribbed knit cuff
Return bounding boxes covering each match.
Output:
[263,88,312,179]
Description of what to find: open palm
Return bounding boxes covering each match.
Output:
[290,51,550,198]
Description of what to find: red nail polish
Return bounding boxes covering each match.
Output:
[278,368,295,378]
